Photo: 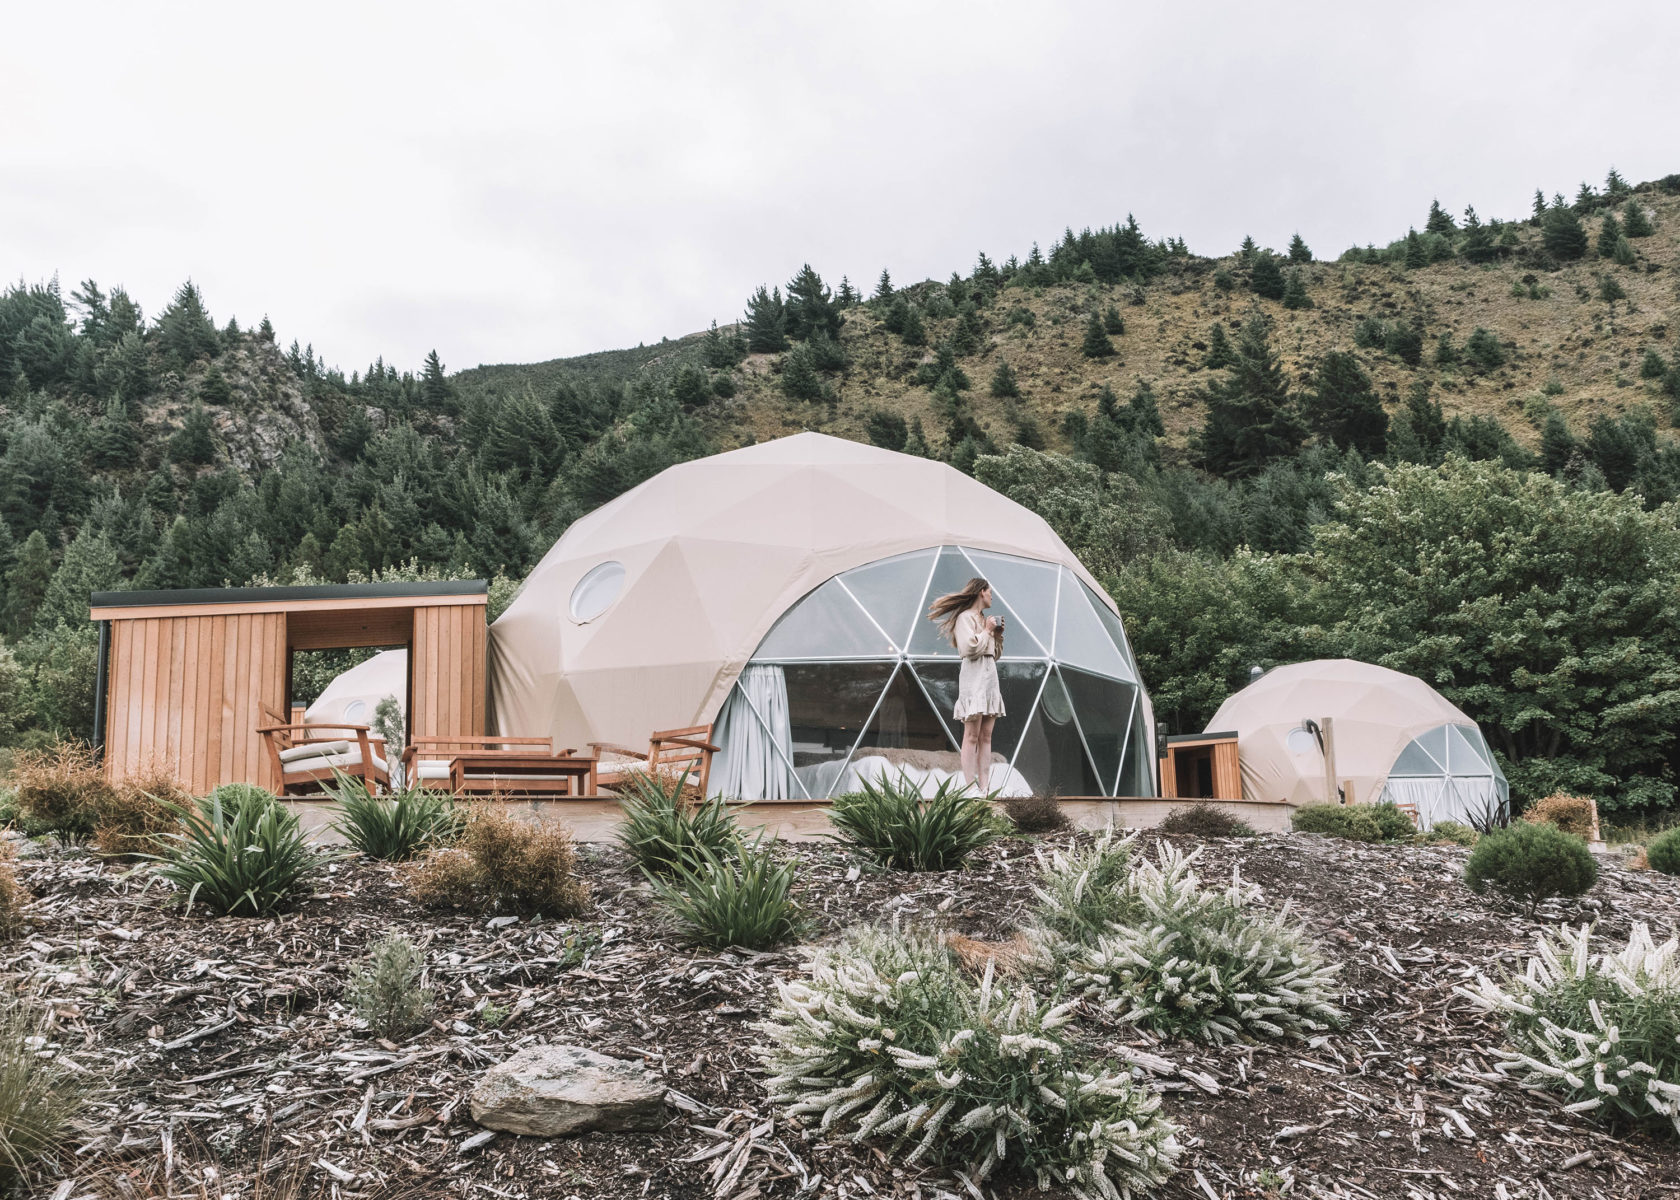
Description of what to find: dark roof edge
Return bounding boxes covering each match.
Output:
[91,579,488,608]
[1165,731,1239,744]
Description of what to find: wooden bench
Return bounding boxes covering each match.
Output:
[589,724,720,798]
[258,722,389,796]
[401,736,560,790]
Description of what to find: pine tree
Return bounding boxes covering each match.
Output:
[1250,253,1286,299]
[1540,409,1576,475]
[779,344,824,401]
[154,279,220,369]
[1401,381,1446,462]
[951,304,985,355]
[743,285,789,352]
[1640,348,1668,379]
[1599,274,1627,304]
[1403,229,1427,270]
[864,411,908,450]
[903,417,930,457]
[170,403,216,465]
[1604,168,1630,198]
[1541,206,1589,260]
[1102,305,1125,335]
[1127,379,1164,438]
[1612,236,1635,267]
[1281,270,1313,310]
[989,359,1021,398]
[702,319,741,369]
[1302,351,1387,457]
[89,397,138,469]
[198,364,233,406]
[836,276,859,307]
[882,297,908,335]
[1597,212,1623,257]
[1287,232,1312,262]
[873,269,894,302]
[1195,314,1306,477]
[1622,198,1655,237]
[1081,311,1114,358]
[421,351,453,410]
[785,264,839,341]
[1434,332,1458,367]
[1460,206,1498,263]
[900,305,927,347]
[3,529,53,635]
[1425,199,1456,236]
[671,365,711,407]
[1238,236,1257,261]
[257,316,276,343]
[1575,181,1598,210]
[1531,189,1548,223]
[1203,322,1235,369]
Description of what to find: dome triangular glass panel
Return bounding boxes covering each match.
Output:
[837,549,938,653]
[756,577,896,660]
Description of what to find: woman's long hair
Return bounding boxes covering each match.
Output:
[927,577,989,646]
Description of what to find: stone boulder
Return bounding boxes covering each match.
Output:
[470,1044,666,1136]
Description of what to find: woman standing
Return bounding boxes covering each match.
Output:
[927,577,1004,792]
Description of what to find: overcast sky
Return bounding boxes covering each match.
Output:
[5,2,1678,376]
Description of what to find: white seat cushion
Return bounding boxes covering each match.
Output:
[278,739,349,764]
[282,746,386,777]
[415,759,452,780]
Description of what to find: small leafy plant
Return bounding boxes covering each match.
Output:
[151,786,331,916]
[648,835,802,949]
[330,776,460,861]
[827,773,999,871]
[1464,821,1597,913]
[1060,843,1343,1043]
[1029,826,1136,950]
[0,996,82,1186]
[1418,820,1478,847]
[1157,803,1257,838]
[410,807,588,917]
[1367,801,1417,840]
[757,926,1181,1196]
[347,934,434,1039]
[1291,803,1382,842]
[616,770,738,877]
[1649,827,1680,876]
[1458,923,1680,1137]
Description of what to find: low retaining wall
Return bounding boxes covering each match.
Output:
[286,796,1292,845]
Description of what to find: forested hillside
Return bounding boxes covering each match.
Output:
[4,170,1679,811]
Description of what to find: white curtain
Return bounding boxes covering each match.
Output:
[1382,775,1503,830]
[711,665,795,800]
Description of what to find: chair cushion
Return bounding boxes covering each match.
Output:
[278,739,349,764]
[414,760,452,780]
[282,746,387,776]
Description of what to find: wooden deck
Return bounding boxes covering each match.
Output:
[284,795,1293,844]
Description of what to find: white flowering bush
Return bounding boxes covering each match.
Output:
[757,926,1180,1198]
[1458,922,1680,1136]
[1060,843,1342,1043]
[1030,827,1137,952]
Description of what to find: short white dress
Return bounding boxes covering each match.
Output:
[951,609,1005,721]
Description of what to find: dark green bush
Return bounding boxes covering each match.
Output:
[1647,827,1680,875]
[615,771,739,877]
[152,786,331,916]
[330,776,461,861]
[1157,803,1256,838]
[648,836,802,949]
[1367,802,1417,841]
[828,774,999,871]
[1419,820,1477,847]
[1291,803,1382,842]
[1464,822,1597,912]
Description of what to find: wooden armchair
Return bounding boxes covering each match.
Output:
[401,736,558,789]
[589,724,721,799]
[258,722,389,796]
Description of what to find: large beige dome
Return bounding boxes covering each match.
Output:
[1207,658,1507,827]
[489,433,1155,798]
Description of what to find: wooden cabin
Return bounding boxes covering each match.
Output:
[89,581,487,793]
[1158,731,1242,800]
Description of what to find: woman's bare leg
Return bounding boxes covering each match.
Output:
[976,716,997,792]
[961,717,982,788]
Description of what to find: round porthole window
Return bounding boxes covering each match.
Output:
[570,561,626,623]
[344,700,367,723]
[1286,727,1318,755]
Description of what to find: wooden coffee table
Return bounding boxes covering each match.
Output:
[449,753,597,797]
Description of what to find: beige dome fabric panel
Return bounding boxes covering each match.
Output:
[1206,659,1474,806]
[489,433,1129,754]
[305,649,407,728]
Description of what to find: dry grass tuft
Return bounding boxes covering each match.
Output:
[409,807,588,917]
[1522,792,1598,840]
[1158,803,1257,838]
[944,931,1041,978]
[0,845,26,940]
[11,742,114,840]
[93,765,191,859]
[1000,794,1069,833]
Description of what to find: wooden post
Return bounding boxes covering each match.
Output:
[1321,716,1340,804]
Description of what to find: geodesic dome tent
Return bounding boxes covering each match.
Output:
[1206,659,1508,829]
[304,649,407,728]
[488,433,1155,800]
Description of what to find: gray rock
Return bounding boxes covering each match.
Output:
[470,1044,666,1137]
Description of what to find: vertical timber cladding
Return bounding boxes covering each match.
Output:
[91,581,488,792]
[409,601,488,741]
[103,611,287,793]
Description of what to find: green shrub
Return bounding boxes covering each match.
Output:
[330,776,460,861]
[1158,803,1257,838]
[410,807,589,917]
[757,926,1181,1193]
[1367,802,1417,840]
[0,996,81,1186]
[1062,843,1343,1043]
[1291,803,1382,841]
[11,742,113,840]
[648,836,802,949]
[0,789,19,828]
[1459,923,1680,1137]
[347,934,434,1039]
[1647,827,1680,875]
[1029,827,1135,949]
[1000,794,1068,833]
[1419,820,1478,847]
[1464,821,1598,912]
[151,786,330,917]
[828,774,999,871]
[615,771,739,877]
